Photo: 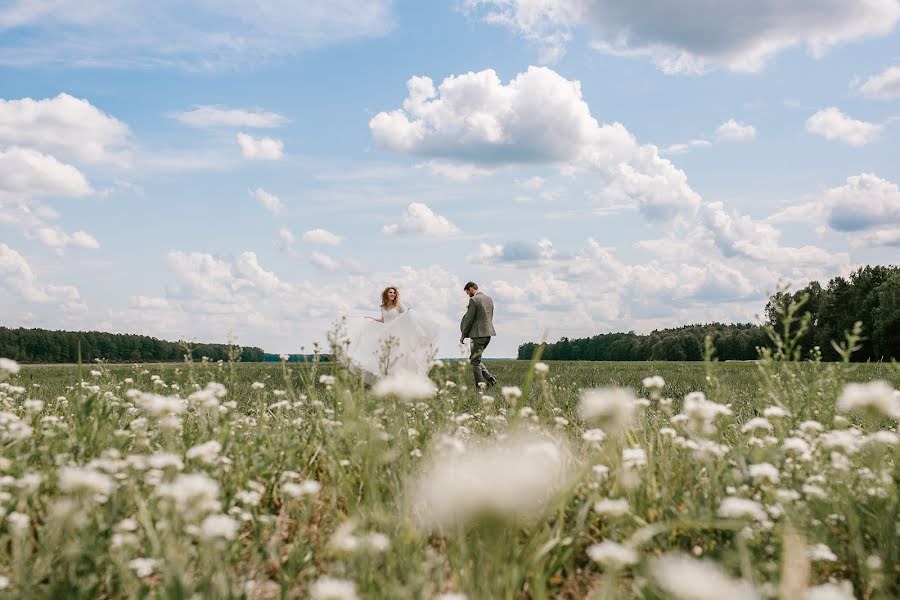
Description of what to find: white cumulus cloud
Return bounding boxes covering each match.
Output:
[251,188,284,213]
[0,243,86,311]
[310,251,340,271]
[171,106,288,128]
[715,119,757,142]
[383,203,461,237]
[0,93,131,166]
[465,0,900,73]
[0,147,92,199]
[371,66,701,221]
[805,107,882,146]
[302,228,343,246]
[859,65,900,99]
[237,133,284,160]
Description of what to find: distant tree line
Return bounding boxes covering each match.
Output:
[518,323,770,362]
[519,265,899,362]
[765,265,899,362]
[0,327,265,363]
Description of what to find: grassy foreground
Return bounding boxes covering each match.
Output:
[1,353,898,599]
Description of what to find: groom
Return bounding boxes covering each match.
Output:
[459,281,497,388]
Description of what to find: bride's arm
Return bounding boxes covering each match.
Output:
[398,303,407,313]
[366,307,385,322]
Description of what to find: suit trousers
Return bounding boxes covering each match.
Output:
[469,336,495,386]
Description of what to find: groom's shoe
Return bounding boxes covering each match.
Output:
[487,376,497,388]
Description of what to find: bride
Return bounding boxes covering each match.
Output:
[344,286,439,381]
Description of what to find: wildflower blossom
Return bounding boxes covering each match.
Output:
[373,372,437,402]
[200,514,239,540]
[581,428,607,443]
[126,390,186,416]
[622,447,647,469]
[804,581,854,600]
[741,417,772,433]
[319,375,336,386]
[799,420,824,434]
[748,463,780,485]
[587,540,639,567]
[642,376,665,390]
[534,362,549,374]
[594,498,630,516]
[718,497,767,521]
[309,576,359,600]
[0,358,20,380]
[128,558,158,578]
[682,392,732,435]
[763,406,789,419]
[155,473,220,519]
[185,440,222,464]
[578,387,635,435]
[23,399,43,412]
[251,381,265,390]
[58,466,116,499]
[501,386,522,402]
[282,479,321,498]
[837,380,900,419]
[807,544,837,562]
[651,554,760,600]
[410,430,573,529]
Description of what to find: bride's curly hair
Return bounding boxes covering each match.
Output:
[380,286,400,309]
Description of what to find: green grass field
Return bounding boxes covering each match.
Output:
[1,355,898,599]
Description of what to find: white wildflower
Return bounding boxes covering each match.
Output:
[185,440,222,464]
[837,380,900,419]
[864,430,899,447]
[58,466,116,499]
[587,540,639,567]
[0,358,21,376]
[373,371,437,402]
[582,428,607,444]
[741,417,772,433]
[501,386,522,401]
[23,399,43,412]
[126,390,186,416]
[642,376,665,390]
[651,554,760,600]
[748,463,780,485]
[128,558,158,578]
[804,581,854,600]
[7,511,29,536]
[763,406,789,419]
[594,498,630,516]
[819,430,861,454]
[318,375,336,386]
[309,576,359,600]
[200,514,239,540]
[282,479,321,498]
[807,543,837,562]
[410,430,573,529]
[251,381,265,390]
[155,473,220,519]
[682,392,732,435]
[578,387,635,435]
[718,497,767,521]
[534,362,549,374]
[799,420,824,434]
[622,447,646,469]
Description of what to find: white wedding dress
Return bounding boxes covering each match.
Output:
[344,304,440,381]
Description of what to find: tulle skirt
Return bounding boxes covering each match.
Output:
[343,309,440,381]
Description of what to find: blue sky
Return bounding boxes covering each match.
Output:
[1,0,899,357]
